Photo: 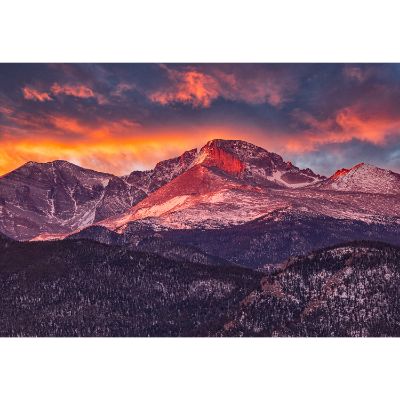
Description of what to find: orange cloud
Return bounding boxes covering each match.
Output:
[287,107,400,152]
[22,83,107,105]
[150,69,220,108]
[51,83,94,98]
[22,87,53,102]
[51,83,108,104]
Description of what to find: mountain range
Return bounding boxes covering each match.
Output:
[1,138,400,336]
[2,139,399,239]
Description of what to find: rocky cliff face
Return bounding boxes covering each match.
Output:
[196,140,245,176]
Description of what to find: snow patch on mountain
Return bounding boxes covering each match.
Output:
[270,170,321,188]
[135,195,191,219]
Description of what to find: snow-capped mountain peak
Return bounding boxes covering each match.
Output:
[191,138,325,188]
[319,162,400,194]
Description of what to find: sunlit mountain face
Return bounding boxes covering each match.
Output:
[1,63,400,178]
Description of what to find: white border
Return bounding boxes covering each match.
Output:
[1,1,400,399]
[1,0,400,62]
[0,338,399,400]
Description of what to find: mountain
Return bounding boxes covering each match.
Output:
[0,160,146,240]
[97,139,326,232]
[158,209,400,268]
[0,160,111,240]
[221,241,400,337]
[317,163,400,194]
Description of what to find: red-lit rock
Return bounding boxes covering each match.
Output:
[200,141,245,176]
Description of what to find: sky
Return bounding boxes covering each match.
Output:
[0,63,399,177]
